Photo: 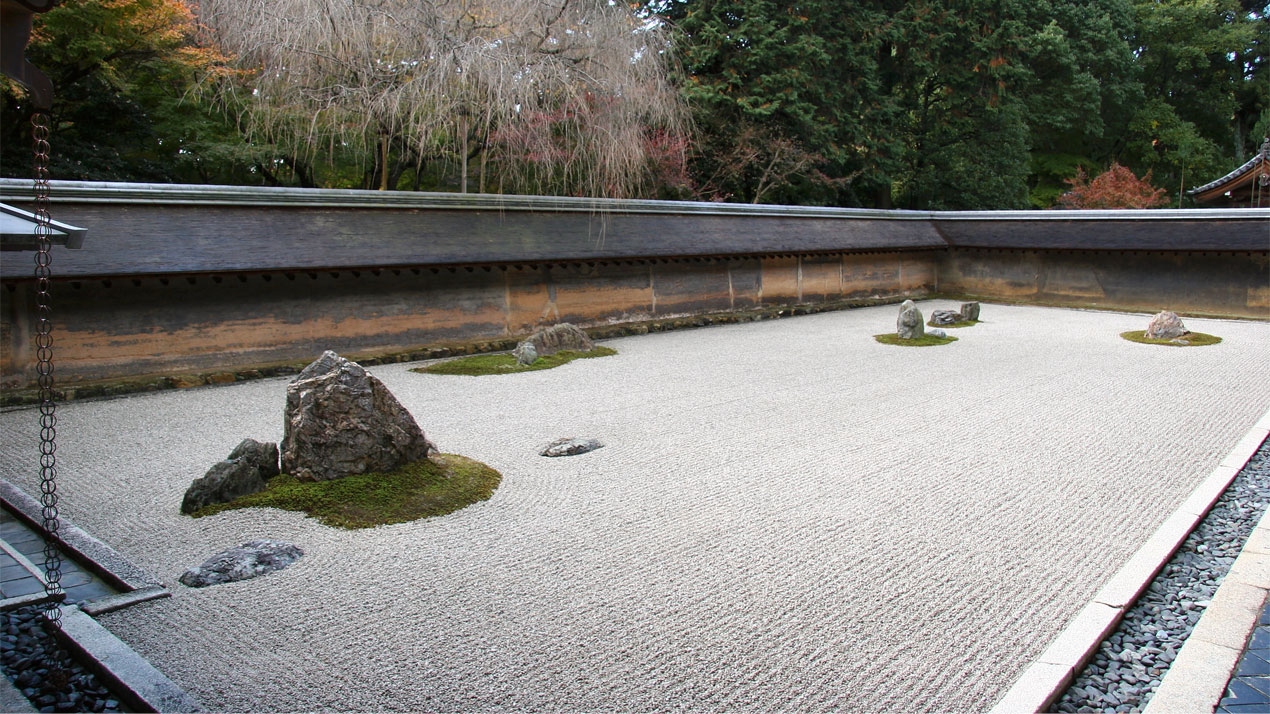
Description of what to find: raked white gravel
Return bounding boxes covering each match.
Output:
[2,301,1268,712]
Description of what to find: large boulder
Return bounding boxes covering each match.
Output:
[960,302,981,321]
[897,300,925,339]
[281,351,431,481]
[180,439,279,514]
[179,539,303,588]
[523,323,595,358]
[1145,311,1187,340]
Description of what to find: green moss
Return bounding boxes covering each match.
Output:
[190,454,501,529]
[1120,330,1222,347]
[411,346,617,376]
[927,319,980,328]
[873,333,958,347]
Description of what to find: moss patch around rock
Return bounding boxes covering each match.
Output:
[1120,330,1222,347]
[873,333,959,347]
[927,319,980,329]
[189,454,501,529]
[412,346,617,376]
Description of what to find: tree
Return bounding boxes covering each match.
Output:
[0,0,266,184]
[197,0,687,197]
[1054,162,1169,208]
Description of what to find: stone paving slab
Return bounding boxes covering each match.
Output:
[0,301,1267,712]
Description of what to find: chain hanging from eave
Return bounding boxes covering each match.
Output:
[32,110,63,628]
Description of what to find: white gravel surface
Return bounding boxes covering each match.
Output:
[2,301,1268,713]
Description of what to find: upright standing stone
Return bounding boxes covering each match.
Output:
[960,302,981,321]
[1145,311,1187,340]
[281,351,431,481]
[897,300,925,339]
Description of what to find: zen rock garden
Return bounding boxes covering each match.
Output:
[1123,310,1222,347]
[878,300,975,345]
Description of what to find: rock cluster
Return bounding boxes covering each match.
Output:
[281,351,432,481]
[181,439,279,513]
[540,438,604,457]
[1055,439,1270,712]
[179,539,304,588]
[1145,310,1187,340]
[516,323,595,365]
[896,300,925,339]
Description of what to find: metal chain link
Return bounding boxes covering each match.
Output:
[32,111,62,628]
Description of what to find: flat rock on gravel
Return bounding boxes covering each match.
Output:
[0,303,1267,713]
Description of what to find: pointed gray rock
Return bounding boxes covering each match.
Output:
[897,300,925,339]
[281,351,431,481]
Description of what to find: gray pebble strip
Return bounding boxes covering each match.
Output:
[1,605,124,713]
[1055,436,1270,713]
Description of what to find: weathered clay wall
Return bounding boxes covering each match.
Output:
[937,249,1270,319]
[0,252,939,391]
[0,180,1265,398]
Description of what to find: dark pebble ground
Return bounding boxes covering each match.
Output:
[2,605,125,713]
[1054,435,1270,713]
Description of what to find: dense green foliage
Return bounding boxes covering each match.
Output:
[3,0,1265,207]
[190,455,502,528]
[413,347,618,376]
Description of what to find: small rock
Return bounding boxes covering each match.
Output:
[960,302,981,321]
[926,328,947,338]
[540,438,603,458]
[512,341,538,366]
[929,309,963,326]
[896,300,924,339]
[179,539,303,588]
[1145,310,1186,340]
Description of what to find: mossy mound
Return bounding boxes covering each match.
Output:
[927,319,980,329]
[1120,330,1222,347]
[190,454,501,529]
[412,346,617,376]
[873,333,959,347]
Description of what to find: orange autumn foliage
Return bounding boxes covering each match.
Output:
[1055,162,1170,209]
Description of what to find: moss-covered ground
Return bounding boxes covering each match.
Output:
[190,454,501,528]
[927,319,980,328]
[412,347,617,376]
[1120,330,1222,347]
[873,333,959,347]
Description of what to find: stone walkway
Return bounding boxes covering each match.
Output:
[0,301,1267,712]
[1220,603,1270,712]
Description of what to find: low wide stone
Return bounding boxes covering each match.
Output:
[930,309,963,326]
[540,438,604,457]
[524,324,595,358]
[897,300,924,339]
[178,539,303,588]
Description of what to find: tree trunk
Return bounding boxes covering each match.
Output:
[379,135,390,191]
[460,115,469,193]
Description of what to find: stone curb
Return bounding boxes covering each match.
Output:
[1142,507,1270,714]
[989,410,1270,714]
[1,478,168,597]
[55,605,202,713]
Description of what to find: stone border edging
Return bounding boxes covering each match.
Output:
[990,408,1270,713]
[56,604,202,713]
[0,479,168,603]
[1143,492,1270,713]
